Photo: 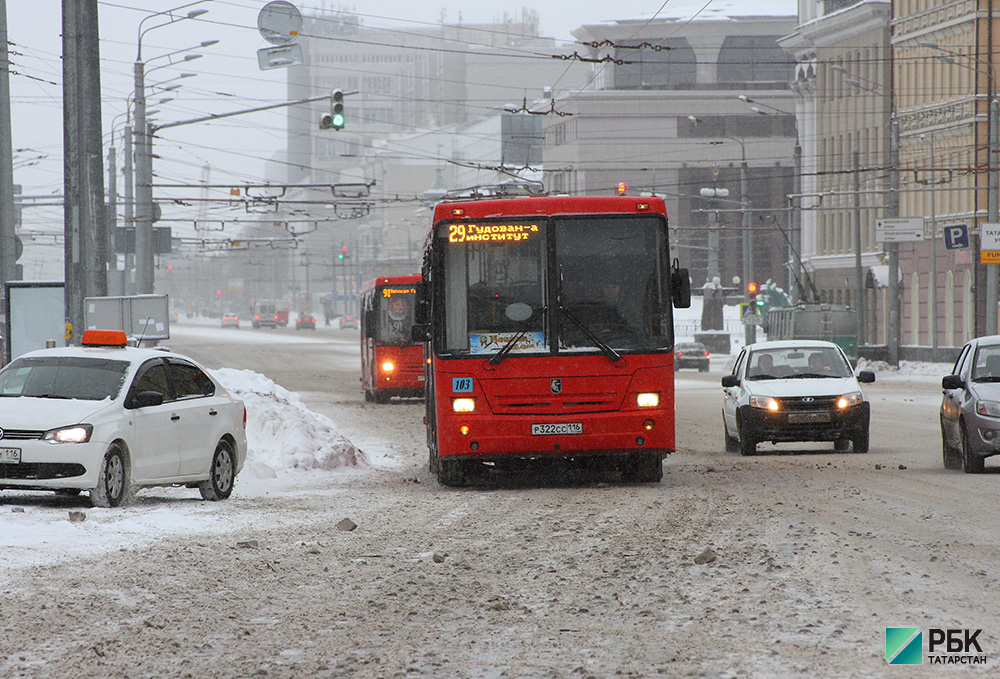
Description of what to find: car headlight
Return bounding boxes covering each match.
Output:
[837,392,864,409]
[452,397,476,413]
[42,424,93,444]
[636,392,660,408]
[749,395,779,411]
[976,400,1000,418]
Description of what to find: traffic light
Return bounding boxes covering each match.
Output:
[616,182,627,195]
[747,281,759,299]
[338,245,349,260]
[320,89,345,130]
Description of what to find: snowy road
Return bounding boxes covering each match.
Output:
[1,324,998,677]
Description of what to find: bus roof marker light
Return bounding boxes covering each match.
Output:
[636,203,649,211]
[451,208,465,216]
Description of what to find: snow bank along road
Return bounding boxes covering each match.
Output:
[1,325,998,678]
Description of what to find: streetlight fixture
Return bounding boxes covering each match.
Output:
[134,2,210,295]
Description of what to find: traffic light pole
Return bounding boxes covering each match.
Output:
[741,158,756,346]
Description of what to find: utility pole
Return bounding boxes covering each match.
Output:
[887,118,901,366]
[741,158,756,346]
[63,0,108,345]
[0,0,17,292]
[791,143,802,302]
[988,100,999,336]
[853,151,865,346]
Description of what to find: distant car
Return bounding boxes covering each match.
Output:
[0,329,247,507]
[675,342,710,372]
[941,335,1000,473]
[296,314,316,330]
[339,316,359,329]
[221,312,240,328]
[721,340,875,456]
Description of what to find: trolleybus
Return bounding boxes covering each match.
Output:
[411,194,691,485]
[360,274,425,403]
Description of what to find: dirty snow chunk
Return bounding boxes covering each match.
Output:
[694,547,717,564]
[336,518,358,532]
[211,368,367,473]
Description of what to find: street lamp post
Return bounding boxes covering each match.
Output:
[134,3,209,295]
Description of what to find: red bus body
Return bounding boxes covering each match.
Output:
[417,195,690,485]
[360,275,425,403]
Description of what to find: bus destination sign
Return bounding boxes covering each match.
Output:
[447,223,540,244]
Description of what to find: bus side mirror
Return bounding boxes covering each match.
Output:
[671,265,691,309]
[364,311,375,337]
[411,324,430,342]
[414,298,430,324]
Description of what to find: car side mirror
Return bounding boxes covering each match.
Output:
[129,390,164,409]
[942,374,964,390]
[856,370,875,384]
[721,374,739,388]
[411,324,430,343]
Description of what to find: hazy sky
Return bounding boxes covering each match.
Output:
[5,0,795,273]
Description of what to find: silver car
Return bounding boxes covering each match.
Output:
[941,335,1000,473]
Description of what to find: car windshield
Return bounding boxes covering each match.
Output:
[746,346,852,380]
[0,356,130,400]
[971,344,1000,382]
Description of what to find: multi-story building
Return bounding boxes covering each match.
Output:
[780,0,892,346]
[893,0,994,346]
[543,13,799,293]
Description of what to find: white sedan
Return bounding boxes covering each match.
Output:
[0,330,247,507]
[722,340,875,456]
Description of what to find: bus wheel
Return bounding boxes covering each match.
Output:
[363,389,373,403]
[437,459,466,486]
[374,391,391,404]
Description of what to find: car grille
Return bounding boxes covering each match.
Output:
[776,396,841,411]
[0,463,86,480]
[0,429,45,440]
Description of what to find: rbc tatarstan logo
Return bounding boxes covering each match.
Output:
[885,628,922,665]
[885,627,988,666]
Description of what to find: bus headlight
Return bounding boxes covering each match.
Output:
[381,361,395,372]
[452,397,476,413]
[749,395,779,411]
[636,392,660,408]
[837,392,863,409]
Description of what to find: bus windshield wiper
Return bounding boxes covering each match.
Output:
[489,328,528,365]
[559,305,621,362]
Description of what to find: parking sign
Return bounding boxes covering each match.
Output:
[944,223,969,250]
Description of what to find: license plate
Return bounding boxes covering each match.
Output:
[0,447,21,464]
[531,422,583,436]
[787,412,831,424]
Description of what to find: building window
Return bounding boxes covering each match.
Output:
[718,36,794,85]
[613,39,696,90]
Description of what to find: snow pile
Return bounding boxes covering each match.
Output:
[212,368,367,477]
[856,359,951,380]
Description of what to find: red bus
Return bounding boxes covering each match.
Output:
[360,275,426,403]
[412,195,691,485]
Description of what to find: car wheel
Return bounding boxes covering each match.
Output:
[738,415,756,456]
[961,424,985,474]
[626,451,662,482]
[437,458,467,487]
[199,439,236,501]
[724,417,740,453]
[90,443,129,508]
[941,418,962,470]
[852,430,869,454]
[834,438,851,452]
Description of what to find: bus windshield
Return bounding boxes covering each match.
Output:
[376,284,418,344]
[436,214,671,356]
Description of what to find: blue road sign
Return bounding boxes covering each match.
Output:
[944,223,970,250]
